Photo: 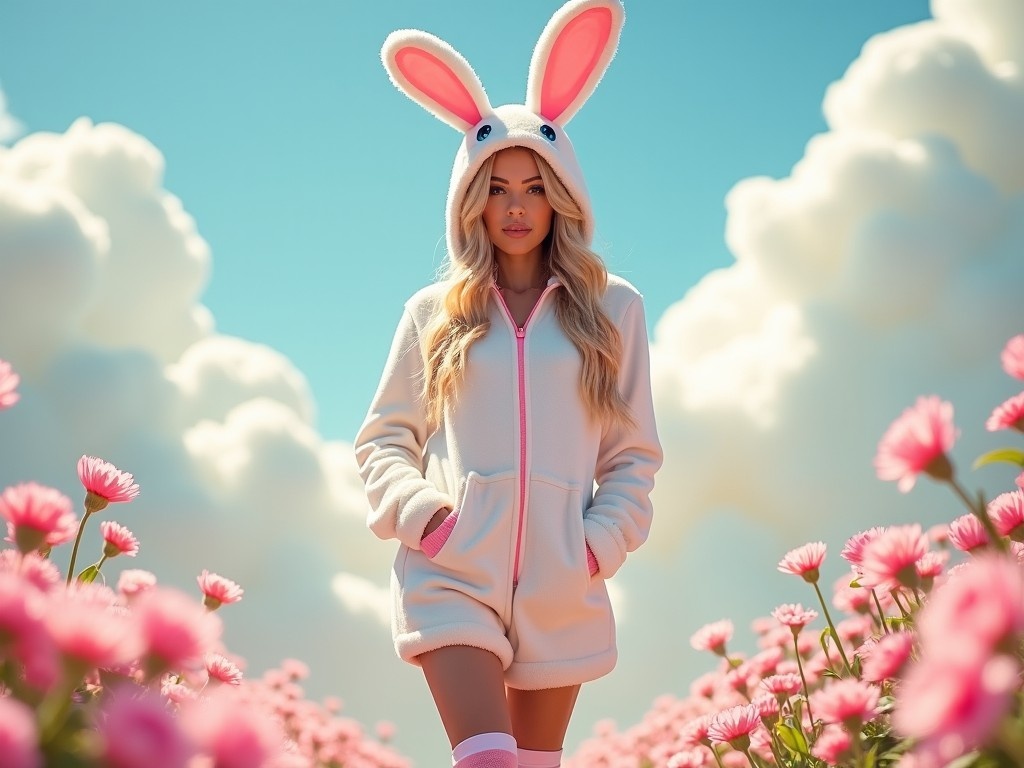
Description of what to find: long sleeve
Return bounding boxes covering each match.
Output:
[583,295,663,578]
[354,308,453,550]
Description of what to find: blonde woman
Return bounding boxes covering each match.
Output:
[354,2,661,766]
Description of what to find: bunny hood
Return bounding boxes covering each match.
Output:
[381,0,624,263]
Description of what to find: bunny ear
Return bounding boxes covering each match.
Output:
[526,0,624,125]
[381,30,493,133]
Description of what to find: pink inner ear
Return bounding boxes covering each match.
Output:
[540,7,613,122]
[395,47,483,129]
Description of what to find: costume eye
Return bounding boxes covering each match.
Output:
[476,124,492,141]
[540,124,556,141]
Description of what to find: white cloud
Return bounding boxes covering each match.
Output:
[0,82,23,144]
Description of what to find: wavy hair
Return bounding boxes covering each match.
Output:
[420,148,632,430]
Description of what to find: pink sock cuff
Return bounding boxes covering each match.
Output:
[517,747,563,766]
[586,543,599,576]
[421,509,458,557]
[452,732,517,764]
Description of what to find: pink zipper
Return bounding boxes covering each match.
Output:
[493,283,556,589]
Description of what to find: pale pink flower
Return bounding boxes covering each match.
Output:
[0,359,20,410]
[748,647,783,677]
[135,587,222,675]
[927,523,950,546]
[832,574,871,613]
[77,455,140,513]
[947,513,990,553]
[761,673,802,697]
[118,568,157,598]
[874,396,957,492]
[45,585,139,669]
[915,550,948,581]
[100,520,140,558]
[750,694,779,719]
[281,658,309,680]
[812,679,880,728]
[197,569,244,609]
[0,573,59,689]
[0,550,60,592]
[689,619,733,656]
[986,391,1024,432]
[207,653,243,686]
[680,714,714,747]
[0,482,77,553]
[777,541,826,583]
[707,704,761,748]
[667,750,705,768]
[161,678,198,705]
[811,724,851,766]
[771,603,818,631]
[98,687,194,768]
[0,697,42,768]
[860,631,914,682]
[858,524,929,592]
[182,688,285,767]
[689,670,719,698]
[840,527,886,572]
[1002,334,1024,380]
[836,614,872,646]
[989,491,1024,540]
[1017,471,1024,490]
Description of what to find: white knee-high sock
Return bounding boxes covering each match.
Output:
[517,747,562,767]
[452,732,518,767]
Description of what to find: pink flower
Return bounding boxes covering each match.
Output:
[161,679,198,705]
[0,573,59,689]
[986,391,1024,432]
[832,574,871,613]
[0,550,60,592]
[98,688,194,768]
[915,550,948,580]
[100,520,140,558]
[777,541,826,583]
[1017,471,1024,490]
[77,455,140,514]
[750,694,779,719]
[811,724,851,766]
[707,704,761,748]
[0,482,77,554]
[989,491,1024,541]
[135,587,222,676]
[207,653,243,686]
[0,697,42,768]
[811,679,880,728]
[771,603,818,631]
[761,673,802,697]
[182,688,285,768]
[118,568,157,598]
[667,750,705,768]
[689,619,733,656]
[45,585,139,670]
[1002,334,1024,380]
[874,396,957,492]
[859,524,929,592]
[197,569,244,610]
[841,527,886,572]
[0,359,20,410]
[860,631,914,682]
[680,714,714,747]
[947,513,991,553]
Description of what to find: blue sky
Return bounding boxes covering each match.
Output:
[0,0,932,443]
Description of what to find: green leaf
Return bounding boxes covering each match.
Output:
[973,448,1024,470]
[76,564,100,584]
[775,723,811,757]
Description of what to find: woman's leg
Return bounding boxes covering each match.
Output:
[507,684,581,765]
[419,645,514,748]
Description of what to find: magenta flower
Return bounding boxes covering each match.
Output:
[874,396,957,492]
[197,569,244,610]
[0,697,42,768]
[947,513,990,553]
[98,688,195,768]
[989,491,1024,541]
[706,704,761,749]
[117,568,157,598]
[1002,334,1024,380]
[100,520,140,558]
[986,391,1024,432]
[858,524,929,592]
[811,679,880,729]
[811,725,852,766]
[182,688,285,768]
[207,653,243,686]
[771,603,818,631]
[777,541,826,583]
[0,360,20,410]
[840,527,886,572]
[689,619,733,656]
[135,587,222,677]
[0,482,78,554]
[77,455,140,514]
[860,631,914,682]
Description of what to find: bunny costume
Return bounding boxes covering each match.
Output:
[355,0,662,690]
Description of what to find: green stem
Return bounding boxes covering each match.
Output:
[812,581,853,675]
[870,589,890,635]
[742,748,759,768]
[890,590,911,619]
[948,478,1007,553]
[65,510,93,586]
[705,744,727,768]
[793,634,815,728]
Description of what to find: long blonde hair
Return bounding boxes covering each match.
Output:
[421,148,632,430]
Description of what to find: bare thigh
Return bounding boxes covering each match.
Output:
[507,685,581,751]
[419,645,513,748]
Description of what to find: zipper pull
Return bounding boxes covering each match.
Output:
[516,327,525,338]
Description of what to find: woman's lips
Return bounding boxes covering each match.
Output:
[503,226,532,238]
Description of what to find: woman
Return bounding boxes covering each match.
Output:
[354,2,661,766]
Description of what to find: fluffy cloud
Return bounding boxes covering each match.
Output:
[0,82,22,144]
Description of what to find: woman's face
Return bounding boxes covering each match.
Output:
[481,147,554,261]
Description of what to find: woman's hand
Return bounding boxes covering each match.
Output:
[421,507,451,539]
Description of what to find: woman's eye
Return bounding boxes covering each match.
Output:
[489,186,505,195]
[529,185,545,194]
